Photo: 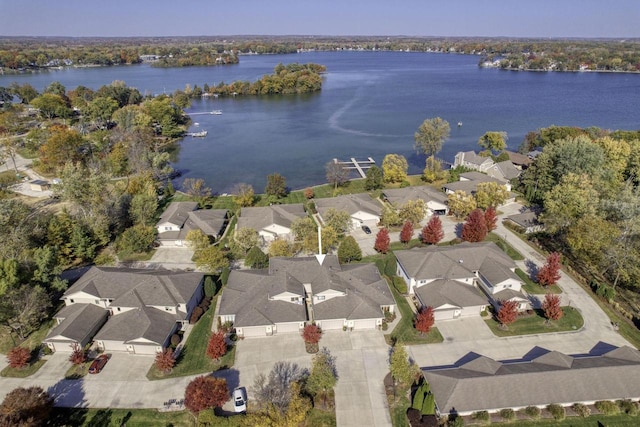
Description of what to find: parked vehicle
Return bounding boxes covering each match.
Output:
[233,387,247,412]
[88,354,110,374]
[361,225,372,234]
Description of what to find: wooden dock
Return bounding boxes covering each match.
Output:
[333,157,376,178]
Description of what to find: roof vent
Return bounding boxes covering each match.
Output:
[459,259,464,263]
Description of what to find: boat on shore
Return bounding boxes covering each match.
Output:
[188,130,208,137]
[211,110,222,115]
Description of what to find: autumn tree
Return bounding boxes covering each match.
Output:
[323,208,352,234]
[184,376,229,414]
[182,178,212,208]
[7,346,30,369]
[497,300,518,328]
[185,229,211,252]
[232,183,255,207]
[415,306,435,335]
[421,215,444,244]
[265,172,288,199]
[478,131,508,153]
[193,245,229,273]
[374,228,391,254]
[38,125,84,173]
[68,343,86,365]
[382,154,408,183]
[475,181,509,209]
[399,199,427,225]
[234,227,260,255]
[304,187,315,199]
[542,173,598,234]
[0,386,53,427]
[414,117,450,158]
[537,252,562,287]
[155,348,175,374]
[484,206,498,232]
[400,221,414,245]
[302,324,322,345]
[389,343,419,385]
[206,331,227,360]
[268,239,295,257]
[542,293,563,322]
[423,156,446,182]
[447,190,477,219]
[305,348,338,410]
[253,361,305,412]
[325,161,350,191]
[461,208,488,242]
[380,205,402,227]
[337,236,362,263]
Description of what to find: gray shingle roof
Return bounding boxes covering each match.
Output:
[458,151,494,167]
[94,305,177,345]
[156,202,198,228]
[315,194,382,218]
[44,304,108,345]
[219,256,395,327]
[395,242,516,283]
[423,345,640,415]
[64,267,203,307]
[383,186,448,207]
[507,211,541,229]
[415,279,487,309]
[237,204,306,232]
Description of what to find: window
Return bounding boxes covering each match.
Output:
[69,299,75,303]
[95,300,100,304]
[165,307,171,311]
[317,295,325,301]
[165,226,171,231]
[117,307,121,312]
[290,297,298,302]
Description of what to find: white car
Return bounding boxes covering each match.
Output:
[233,387,247,412]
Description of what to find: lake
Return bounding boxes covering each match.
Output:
[2,51,640,193]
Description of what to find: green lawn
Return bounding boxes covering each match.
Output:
[0,359,47,378]
[485,307,584,337]
[385,285,443,345]
[49,407,194,427]
[486,232,524,260]
[65,361,90,379]
[304,408,337,427]
[494,414,640,427]
[517,268,562,295]
[147,300,235,380]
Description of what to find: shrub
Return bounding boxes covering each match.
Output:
[381,322,388,331]
[170,334,182,347]
[154,348,175,374]
[302,324,322,344]
[304,187,314,199]
[617,399,639,416]
[596,400,620,415]
[392,276,408,294]
[204,276,217,297]
[190,306,204,324]
[572,403,590,418]
[471,410,490,424]
[7,347,30,369]
[400,180,411,188]
[68,343,86,365]
[500,408,515,421]
[206,332,227,360]
[547,403,565,420]
[524,405,541,419]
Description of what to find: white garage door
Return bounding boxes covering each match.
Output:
[317,319,345,330]
[132,344,161,355]
[434,309,456,321]
[353,319,377,330]
[241,326,267,337]
[275,322,301,334]
[460,306,483,317]
[100,340,129,352]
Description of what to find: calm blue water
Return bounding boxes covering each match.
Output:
[2,51,639,193]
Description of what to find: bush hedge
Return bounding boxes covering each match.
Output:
[596,400,620,415]
[547,404,565,421]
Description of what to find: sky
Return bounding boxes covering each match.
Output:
[1,0,639,38]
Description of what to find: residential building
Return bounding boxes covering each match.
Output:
[44,267,204,354]
[156,201,229,246]
[382,186,448,216]
[395,242,530,319]
[423,345,640,416]
[237,204,307,243]
[314,194,383,229]
[218,255,396,337]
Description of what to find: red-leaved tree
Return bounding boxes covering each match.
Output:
[0,386,53,427]
[400,221,414,245]
[184,375,229,414]
[537,252,562,287]
[302,324,322,344]
[414,306,435,335]
[206,331,227,360]
[68,343,86,365]
[497,300,518,328]
[542,293,563,322]
[421,215,444,245]
[374,228,390,254]
[7,347,30,369]
[484,206,498,232]
[155,348,176,374]
[461,208,488,242]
